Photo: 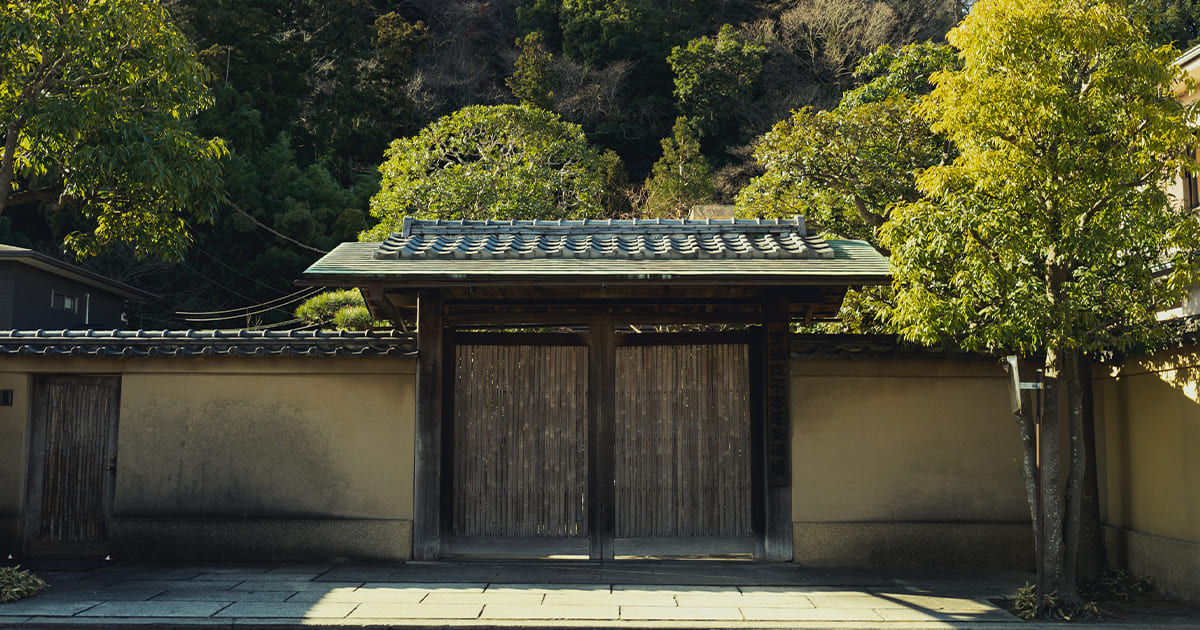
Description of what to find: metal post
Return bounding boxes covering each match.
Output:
[1035,367,1045,618]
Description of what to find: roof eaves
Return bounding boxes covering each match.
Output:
[0,329,418,359]
[0,246,157,301]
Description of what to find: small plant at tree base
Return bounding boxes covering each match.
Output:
[0,566,47,603]
[1078,570,1154,601]
[1010,570,1152,621]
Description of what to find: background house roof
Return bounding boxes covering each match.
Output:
[0,329,416,358]
[301,217,890,287]
[0,245,156,301]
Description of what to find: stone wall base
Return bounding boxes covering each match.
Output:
[1105,525,1200,605]
[793,521,1034,569]
[110,517,412,562]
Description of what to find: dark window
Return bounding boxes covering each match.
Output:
[50,290,79,313]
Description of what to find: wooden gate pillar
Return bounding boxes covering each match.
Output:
[763,297,794,561]
[413,290,445,560]
[587,318,616,560]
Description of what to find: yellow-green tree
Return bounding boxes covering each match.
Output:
[881,0,1200,608]
[1,0,226,260]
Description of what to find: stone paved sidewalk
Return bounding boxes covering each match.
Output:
[1,561,1197,629]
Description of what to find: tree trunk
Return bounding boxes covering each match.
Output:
[1076,353,1105,580]
[1040,346,1076,603]
[0,123,20,214]
[1063,347,1086,597]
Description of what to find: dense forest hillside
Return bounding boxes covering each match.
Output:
[2,0,1196,327]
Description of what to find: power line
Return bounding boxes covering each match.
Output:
[225,197,329,255]
[179,288,323,322]
[176,286,321,316]
[191,246,290,297]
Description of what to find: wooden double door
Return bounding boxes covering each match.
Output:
[446,331,759,558]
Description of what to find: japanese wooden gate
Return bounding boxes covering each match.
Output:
[299,217,892,561]
[413,289,795,561]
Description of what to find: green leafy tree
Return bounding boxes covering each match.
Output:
[880,0,1200,607]
[0,0,227,260]
[364,104,607,237]
[737,42,955,249]
[642,117,715,217]
[507,32,557,110]
[668,24,767,134]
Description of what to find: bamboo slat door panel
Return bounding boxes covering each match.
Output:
[26,375,121,554]
[452,343,589,542]
[614,343,752,546]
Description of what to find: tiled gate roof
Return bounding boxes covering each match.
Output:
[302,217,889,285]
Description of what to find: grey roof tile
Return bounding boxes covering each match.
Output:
[374,217,834,261]
[0,329,416,359]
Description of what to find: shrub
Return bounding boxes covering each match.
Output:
[1,566,47,603]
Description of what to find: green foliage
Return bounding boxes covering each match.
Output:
[839,41,960,108]
[642,117,715,217]
[295,289,384,329]
[0,566,47,603]
[332,304,378,330]
[1010,583,1099,621]
[1078,569,1154,601]
[560,0,664,68]
[737,41,954,249]
[0,0,227,260]
[1136,0,1200,49]
[364,104,606,237]
[507,32,557,110]
[882,0,1200,356]
[373,12,429,72]
[668,24,767,133]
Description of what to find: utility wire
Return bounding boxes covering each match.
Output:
[176,286,321,316]
[225,197,329,255]
[180,288,322,322]
[191,246,290,297]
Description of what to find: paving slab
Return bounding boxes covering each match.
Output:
[484,583,611,593]
[543,592,678,606]
[0,599,101,616]
[34,588,166,601]
[76,600,230,617]
[482,604,621,620]
[285,587,426,604]
[420,591,546,605]
[739,606,888,622]
[348,603,483,619]
[875,607,1021,622]
[215,602,357,618]
[621,605,744,621]
[358,582,486,593]
[806,593,922,608]
[728,594,817,608]
[152,590,293,602]
[230,581,362,592]
[111,580,240,591]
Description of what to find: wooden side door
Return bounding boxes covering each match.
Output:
[612,335,755,557]
[446,334,590,556]
[25,375,121,556]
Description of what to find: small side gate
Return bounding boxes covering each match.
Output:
[445,330,757,558]
[24,375,121,556]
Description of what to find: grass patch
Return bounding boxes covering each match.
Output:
[1,565,47,603]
